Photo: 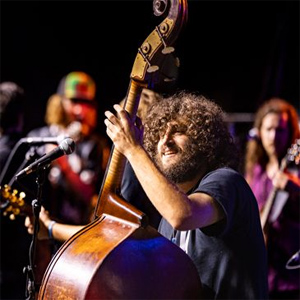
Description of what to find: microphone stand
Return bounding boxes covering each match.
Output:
[24,165,48,300]
[9,146,42,186]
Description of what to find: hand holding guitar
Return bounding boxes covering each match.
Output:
[1,184,51,240]
[0,184,53,287]
[25,206,51,240]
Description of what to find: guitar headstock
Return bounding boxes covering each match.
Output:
[286,139,300,166]
[0,184,29,220]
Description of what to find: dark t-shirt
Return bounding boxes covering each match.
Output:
[159,167,269,299]
[121,161,161,229]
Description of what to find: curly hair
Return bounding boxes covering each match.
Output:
[143,91,239,172]
[245,97,300,180]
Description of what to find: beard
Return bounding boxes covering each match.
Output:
[154,140,202,184]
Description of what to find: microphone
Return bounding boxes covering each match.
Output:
[19,136,67,145]
[15,138,76,179]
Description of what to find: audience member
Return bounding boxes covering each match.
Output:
[244,97,300,300]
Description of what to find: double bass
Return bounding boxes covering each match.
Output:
[38,0,202,298]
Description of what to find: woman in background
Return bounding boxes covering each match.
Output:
[245,97,300,300]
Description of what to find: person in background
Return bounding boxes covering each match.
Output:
[103,91,268,299]
[0,82,25,183]
[26,71,110,226]
[0,81,31,299]
[244,97,300,300]
[21,72,111,294]
[25,88,162,241]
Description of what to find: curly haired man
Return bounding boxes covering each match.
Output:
[104,91,268,299]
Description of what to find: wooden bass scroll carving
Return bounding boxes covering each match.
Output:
[38,1,203,299]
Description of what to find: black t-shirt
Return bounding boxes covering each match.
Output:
[121,161,161,229]
[159,167,269,299]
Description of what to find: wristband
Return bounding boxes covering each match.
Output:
[48,220,56,240]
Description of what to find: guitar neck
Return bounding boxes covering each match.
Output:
[259,142,297,230]
[260,186,278,229]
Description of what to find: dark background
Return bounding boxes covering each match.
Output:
[1,0,299,138]
[0,1,299,299]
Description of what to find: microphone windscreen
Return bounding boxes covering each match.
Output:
[60,138,76,154]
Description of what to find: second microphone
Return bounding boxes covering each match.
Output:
[15,138,76,179]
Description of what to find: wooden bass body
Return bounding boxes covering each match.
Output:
[38,193,202,299]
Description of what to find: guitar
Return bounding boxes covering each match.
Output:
[0,184,53,289]
[260,139,300,243]
[1,184,29,218]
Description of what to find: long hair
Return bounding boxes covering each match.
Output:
[44,93,70,127]
[143,91,239,172]
[244,98,300,181]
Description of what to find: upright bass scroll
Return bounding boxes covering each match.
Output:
[130,0,188,82]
